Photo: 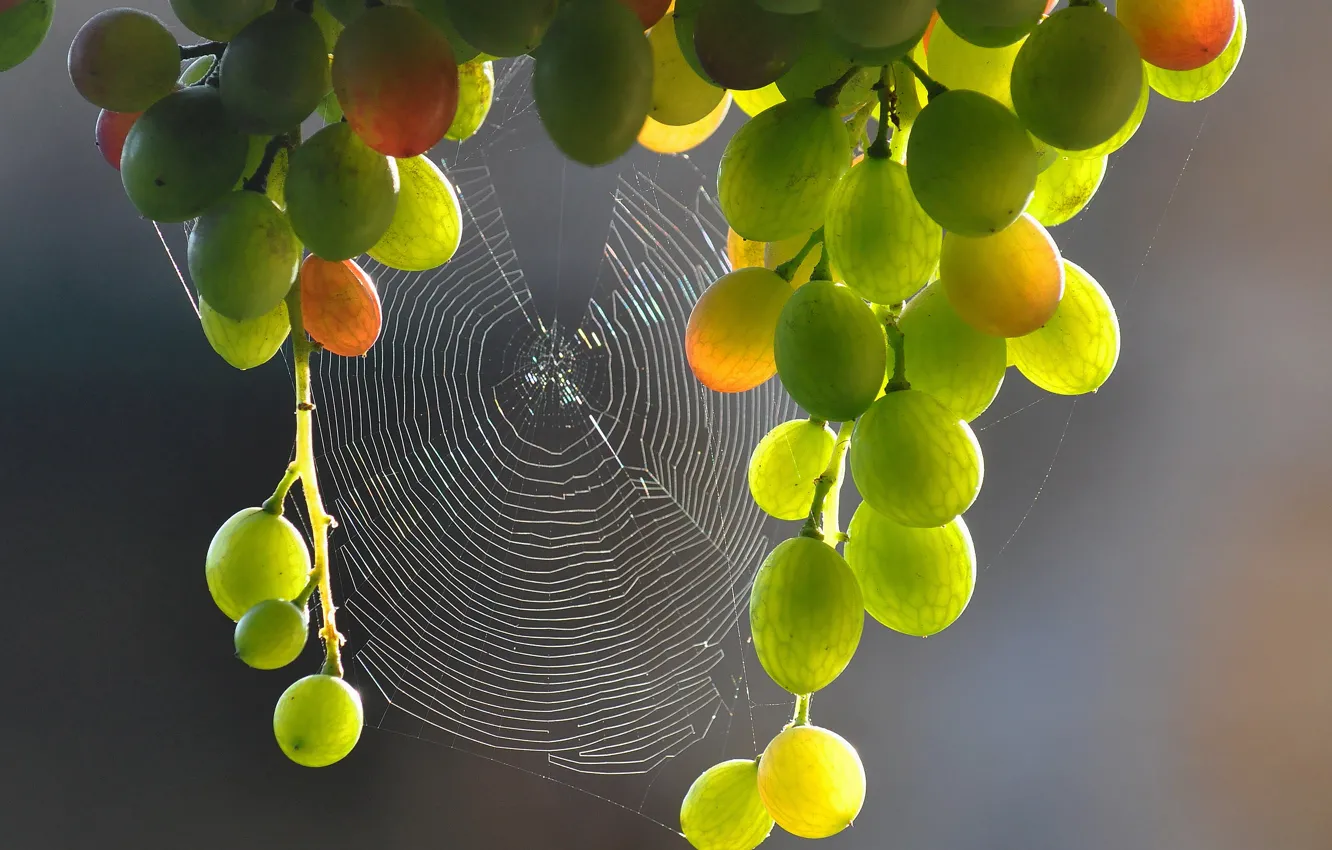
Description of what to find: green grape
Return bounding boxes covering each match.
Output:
[756,0,818,12]
[757,724,865,839]
[265,147,289,208]
[1026,154,1106,227]
[906,89,1037,237]
[121,88,250,223]
[845,502,975,636]
[68,8,180,112]
[939,213,1063,338]
[749,537,864,695]
[1011,5,1144,152]
[446,60,495,141]
[925,16,1023,107]
[1008,260,1120,395]
[412,0,482,63]
[774,33,878,112]
[936,0,1044,48]
[446,0,557,56]
[774,280,886,422]
[718,98,849,242]
[206,507,311,622]
[220,9,331,135]
[732,83,785,117]
[648,14,724,126]
[189,191,301,321]
[671,0,717,86]
[368,155,462,272]
[199,295,290,370]
[824,18,925,66]
[680,760,774,850]
[0,0,53,72]
[821,0,934,54]
[235,599,309,670]
[693,0,805,90]
[532,0,652,166]
[170,0,274,41]
[891,281,1006,421]
[177,55,216,87]
[311,0,345,50]
[850,389,982,528]
[825,156,940,306]
[285,122,400,261]
[747,419,836,521]
[1065,73,1149,159]
[273,675,363,768]
[1146,0,1245,103]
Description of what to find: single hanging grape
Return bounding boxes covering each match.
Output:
[891,281,1006,422]
[447,60,495,141]
[773,280,886,422]
[1146,0,1246,103]
[679,760,774,850]
[198,296,290,371]
[206,507,311,622]
[648,13,724,126]
[273,675,363,767]
[1008,260,1120,395]
[757,724,865,839]
[299,256,383,357]
[188,190,302,321]
[367,154,462,272]
[1117,0,1237,72]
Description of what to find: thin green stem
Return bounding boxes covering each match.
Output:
[845,101,875,156]
[868,66,895,160]
[294,574,319,609]
[811,239,832,282]
[801,420,854,543]
[262,462,300,515]
[773,227,824,283]
[815,66,860,108]
[899,54,947,101]
[286,285,344,679]
[793,693,812,726]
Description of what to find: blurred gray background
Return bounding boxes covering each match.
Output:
[2,1,1327,848]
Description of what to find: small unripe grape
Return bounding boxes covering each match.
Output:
[774,280,885,422]
[680,760,774,850]
[686,267,794,393]
[285,122,400,261]
[273,675,363,767]
[235,599,309,670]
[367,154,462,272]
[747,419,835,521]
[939,213,1063,338]
[206,507,311,622]
[68,8,179,112]
[199,296,290,371]
[757,724,865,839]
[188,190,301,321]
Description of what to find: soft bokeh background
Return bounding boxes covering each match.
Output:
[2,2,1327,848]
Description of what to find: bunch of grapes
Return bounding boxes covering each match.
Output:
[676,1,1246,847]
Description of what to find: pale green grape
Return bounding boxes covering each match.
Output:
[0,0,53,72]
[936,0,1044,47]
[1066,73,1149,159]
[718,98,849,242]
[220,8,331,134]
[171,0,275,41]
[206,507,311,621]
[757,725,865,839]
[68,8,180,112]
[286,122,400,261]
[825,156,940,306]
[199,295,290,370]
[845,502,975,636]
[273,675,363,767]
[750,537,864,695]
[648,14,724,126]
[925,16,1023,107]
[774,281,886,422]
[892,281,1006,421]
[906,89,1037,237]
[446,60,495,141]
[1026,154,1106,227]
[235,599,309,670]
[189,191,301,321]
[680,760,774,850]
[1008,260,1120,395]
[748,419,836,521]
[367,155,461,272]
[850,389,982,528]
[732,83,785,117]
[1147,0,1246,103]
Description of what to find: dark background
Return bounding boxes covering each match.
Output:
[3,2,1330,848]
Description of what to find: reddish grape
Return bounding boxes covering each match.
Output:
[94,108,141,170]
[620,0,670,28]
[1117,0,1236,72]
[299,256,383,357]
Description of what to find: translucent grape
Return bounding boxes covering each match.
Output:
[638,95,732,154]
[906,89,1037,237]
[334,6,459,158]
[121,88,250,223]
[849,389,982,528]
[694,0,805,90]
[189,191,301,321]
[747,419,836,521]
[718,98,849,242]
[620,0,671,28]
[924,16,1023,107]
[1011,6,1144,152]
[285,122,400,261]
[367,154,462,271]
[0,0,52,72]
[170,0,274,41]
[533,0,653,166]
[273,675,363,768]
[1146,0,1246,103]
[95,108,140,171]
[1008,260,1120,395]
[648,14,724,126]
[446,60,495,141]
[206,507,311,622]
[234,599,309,670]
[1026,154,1106,228]
[680,760,774,850]
[774,280,886,422]
[446,0,557,56]
[763,228,820,287]
[845,502,975,636]
[757,725,865,839]
[264,147,289,209]
[936,0,1043,48]
[821,0,935,55]
[411,0,481,63]
[726,227,765,270]
[892,281,1006,421]
[732,83,785,117]
[825,156,940,306]
[68,8,180,112]
[221,9,331,135]
[1067,72,1148,159]
[198,296,290,371]
[685,267,794,393]
[299,256,383,357]
[1118,0,1236,72]
[749,537,864,695]
[940,213,1064,338]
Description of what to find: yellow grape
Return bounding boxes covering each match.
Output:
[1008,260,1120,395]
[638,94,732,154]
[940,213,1064,338]
[686,267,795,393]
[758,724,865,839]
[747,419,835,521]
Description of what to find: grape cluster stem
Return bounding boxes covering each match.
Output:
[900,55,947,101]
[801,420,854,544]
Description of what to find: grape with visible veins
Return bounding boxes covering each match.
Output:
[273,675,364,767]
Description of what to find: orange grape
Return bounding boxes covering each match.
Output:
[1117,0,1236,72]
[940,213,1064,338]
[300,256,383,357]
[95,108,140,170]
[686,267,795,393]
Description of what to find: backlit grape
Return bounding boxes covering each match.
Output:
[299,256,383,357]
[749,536,864,695]
[685,267,795,393]
[68,8,180,112]
[680,760,774,850]
[206,507,311,622]
[821,0,934,55]
[924,16,1022,107]
[234,599,309,670]
[638,95,732,154]
[940,213,1063,338]
[1146,0,1245,102]
[95,108,140,170]
[693,0,805,91]
[0,0,52,71]
[221,9,331,135]
[748,419,836,521]
[892,281,1005,421]
[198,296,290,371]
[447,0,557,56]
[171,0,274,41]
[1008,260,1120,395]
[648,13,724,126]
[758,724,865,839]
[936,0,1043,48]
[1026,154,1106,228]
[1118,0,1236,72]
[285,122,400,261]
[273,674,363,767]
[774,280,886,422]
[189,190,301,321]
[775,37,878,113]
[731,83,784,117]
[446,60,495,141]
[367,154,461,272]
[1069,72,1148,159]
[726,228,766,270]
[850,389,982,527]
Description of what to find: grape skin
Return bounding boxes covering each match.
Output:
[68,8,181,113]
[300,257,383,357]
[1009,260,1120,395]
[747,419,836,521]
[1027,154,1107,227]
[773,280,886,423]
[925,16,1024,107]
[188,191,302,321]
[731,83,784,117]
[940,213,1064,338]
[1146,0,1246,103]
[170,0,274,41]
[686,267,794,393]
[647,14,724,126]
[821,0,935,53]
[1065,73,1149,160]
[446,60,496,142]
[757,724,866,839]
[367,154,462,272]
[221,9,333,135]
[285,122,401,261]
[199,296,290,371]
[1116,0,1236,72]
[936,0,1044,48]
[891,281,1006,422]
[273,675,364,767]
[235,599,309,670]
[0,0,52,72]
[206,508,312,622]
[680,760,774,850]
